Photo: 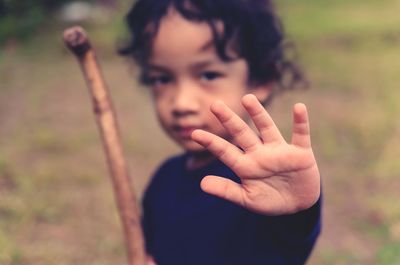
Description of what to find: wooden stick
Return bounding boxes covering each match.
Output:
[63,26,146,265]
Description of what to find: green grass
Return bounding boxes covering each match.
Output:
[1,0,400,264]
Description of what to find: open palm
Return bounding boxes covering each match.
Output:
[191,94,320,216]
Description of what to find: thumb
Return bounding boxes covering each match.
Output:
[201,175,245,206]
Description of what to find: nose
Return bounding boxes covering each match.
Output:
[172,82,199,117]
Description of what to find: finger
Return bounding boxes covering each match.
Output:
[210,100,260,151]
[242,94,284,143]
[147,256,158,265]
[291,103,311,148]
[200,175,245,207]
[191,129,243,169]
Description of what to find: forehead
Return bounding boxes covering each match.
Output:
[149,8,216,62]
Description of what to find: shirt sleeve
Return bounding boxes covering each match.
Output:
[268,194,322,246]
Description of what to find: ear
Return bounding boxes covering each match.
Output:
[251,82,275,104]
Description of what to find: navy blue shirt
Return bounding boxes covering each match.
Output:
[142,153,321,265]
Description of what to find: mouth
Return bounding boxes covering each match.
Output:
[172,125,202,139]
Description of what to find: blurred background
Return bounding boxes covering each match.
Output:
[1,0,400,264]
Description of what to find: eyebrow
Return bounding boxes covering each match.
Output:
[199,39,214,52]
[146,60,222,75]
[191,56,240,71]
[145,64,170,73]
[190,60,222,71]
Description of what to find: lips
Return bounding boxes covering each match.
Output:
[172,125,202,139]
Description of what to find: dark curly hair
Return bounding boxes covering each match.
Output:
[119,0,305,91]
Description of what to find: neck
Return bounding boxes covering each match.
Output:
[186,151,217,170]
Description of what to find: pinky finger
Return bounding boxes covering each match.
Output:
[291,103,311,148]
[201,175,245,206]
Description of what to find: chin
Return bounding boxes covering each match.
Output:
[177,139,207,153]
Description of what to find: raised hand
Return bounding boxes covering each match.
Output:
[191,94,320,216]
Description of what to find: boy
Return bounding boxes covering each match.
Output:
[119,0,321,264]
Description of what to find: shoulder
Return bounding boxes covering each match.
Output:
[152,153,187,177]
[142,153,187,201]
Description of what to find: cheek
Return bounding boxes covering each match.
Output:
[155,101,168,120]
[152,96,170,125]
[223,96,248,119]
[155,107,173,138]
[206,108,229,135]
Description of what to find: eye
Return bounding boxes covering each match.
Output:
[200,71,223,82]
[143,74,172,87]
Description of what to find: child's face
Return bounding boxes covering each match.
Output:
[145,9,270,152]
